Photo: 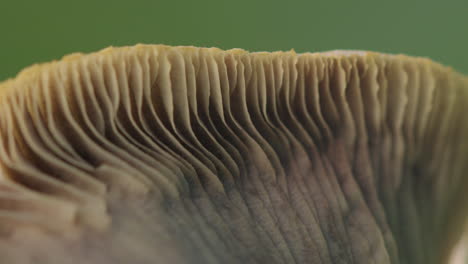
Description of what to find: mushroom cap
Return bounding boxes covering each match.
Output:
[0,44,467,264]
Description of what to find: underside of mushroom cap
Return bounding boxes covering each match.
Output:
[0,44,467,264]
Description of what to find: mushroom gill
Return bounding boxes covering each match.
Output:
[0,45,467,264]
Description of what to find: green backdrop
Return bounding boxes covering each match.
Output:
[1,0,468,81]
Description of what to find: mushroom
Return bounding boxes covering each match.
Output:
[0,44,467,264]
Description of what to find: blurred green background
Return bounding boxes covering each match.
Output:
[1,0,468,81]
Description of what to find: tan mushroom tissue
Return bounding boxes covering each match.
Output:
[0,45,467,264]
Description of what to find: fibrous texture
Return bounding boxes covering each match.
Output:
[0,45,467,264]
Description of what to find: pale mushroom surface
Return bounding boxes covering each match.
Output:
[0,45,467,264]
